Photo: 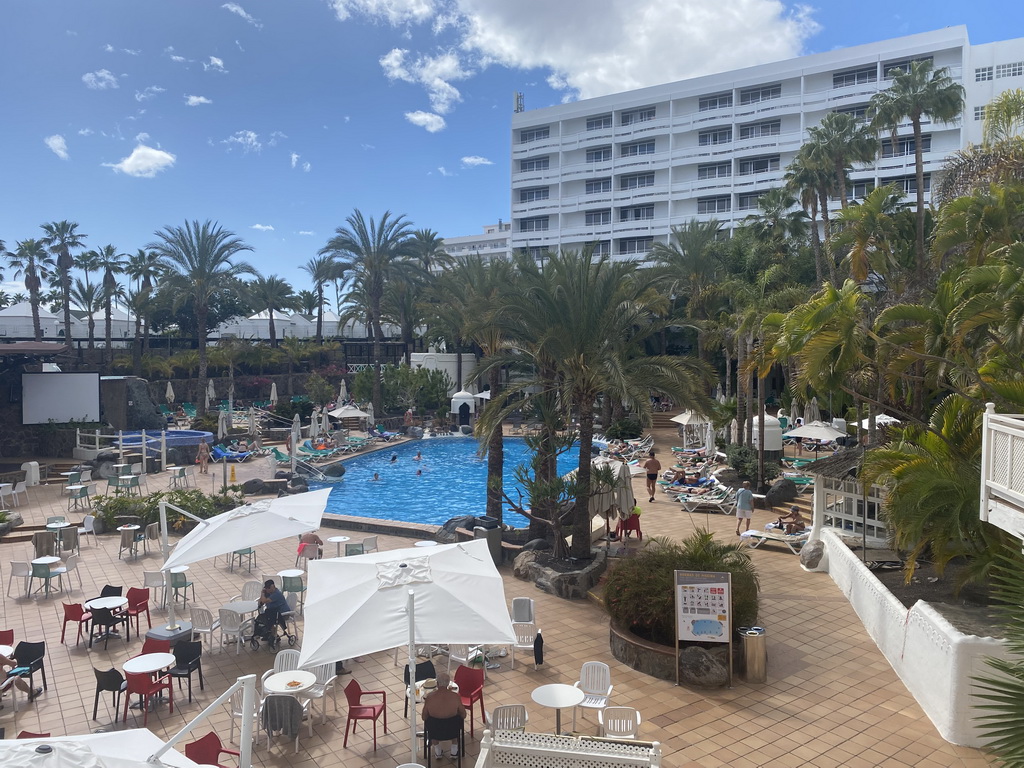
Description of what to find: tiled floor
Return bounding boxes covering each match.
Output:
[0,435,993,766]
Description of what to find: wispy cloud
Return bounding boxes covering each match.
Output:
[44,135,69,160]
[405,111,445,133]
[104,144,176,177]
[250,224,274,231]
[222,3,262,28]
[103,43,114,53]
[437,166,453,177]
[380,48,467,114]
[204,56,227,73]
[135,132,150,143]
[78,128,93,136]
[290,152,299,169]
[185,95,212,106]
[327,0,433,24]
[298,231,315,236]
[268,131,287,147]
[135,85,165,102]
[461,155,492,167]
[222,130,261,153]
[82,69,118,90]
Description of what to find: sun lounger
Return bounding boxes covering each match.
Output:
[740,528,810,554]
[676,487,737,515]
[210,445,252,463]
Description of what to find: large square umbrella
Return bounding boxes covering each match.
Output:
[298,539,516,762]
[3,730,199,768]
[670,410,708,426]
[784,420,846,442]
[327,404,369,420]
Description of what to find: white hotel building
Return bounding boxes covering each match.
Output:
[509,26,1024,259]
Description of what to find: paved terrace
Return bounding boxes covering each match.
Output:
[0,431,992,767]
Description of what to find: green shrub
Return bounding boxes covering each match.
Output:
[724,444,781,483]
[93,487,243,530]
[604,530,760,646]
[605,419,642,440]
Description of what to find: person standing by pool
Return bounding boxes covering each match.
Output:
[197,438,211,474]
[641,451,661,502]
[735,481,754,535]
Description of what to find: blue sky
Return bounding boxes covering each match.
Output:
[0,1,1020,299]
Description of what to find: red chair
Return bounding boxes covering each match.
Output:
[453,666,485,737]
[616,514,643,540]
[17,732,51,739]
[138,637,171,656]
[123,671,173,726]
[342,679,387,750]
[0,629,13,646]
[184,732,240,768]
[126,587,152,635]
[60,603,93,647]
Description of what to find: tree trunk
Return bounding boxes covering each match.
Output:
[455,340,463,389]
[757,373,766,491]
[269,310,277,348]
[571,393,596,560]
[809,206,824,283]
[371,309,383,416]
[912,115,926,283]
[745,336,754,446]
[87,318,95,350]
[735,339,746,447]
[132,314,143,377]
[197,305,209,417]
[819,189,837,284]
[315,289,324,345]
[105,308,113,364]
[485,367,504,525]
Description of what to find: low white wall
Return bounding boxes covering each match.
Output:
[822,529,1013,747]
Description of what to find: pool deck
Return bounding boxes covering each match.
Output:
[0,428,993,766]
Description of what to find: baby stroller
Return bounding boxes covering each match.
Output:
[249,605,298,651]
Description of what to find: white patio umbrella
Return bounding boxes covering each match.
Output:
[670,410,709,426]
[328,404,370,420]
[165,381,175,404]
[217,408,229,441]
[704,421,717,455]
[3,729,201,768]
[161,488,331,573]
[310,408,321,439]
[290,414,302,474]
[365,400,375,426]
[269,381,278,405]
[475,389,491,399]
[784,420,846,441]
[338,379,347,403]
[207,379,216,405]
[321,406,331,435]
[859,413,901,429]
[247,406,257,435]
[807,396,821,424]
[298,539,516,763]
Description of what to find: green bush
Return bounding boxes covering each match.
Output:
[605,419,642,440]
[271,399,315,422]
[604,530,760,646]
[93,487,243,530]
[724,444,781,484]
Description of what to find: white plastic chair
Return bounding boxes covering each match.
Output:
[219,608,253,655]
[55,553,84,590]
[143,571,167,608]
[260,693,311,754]
[572,661,613,730]
[233,580,263,603]
[360,535,378,553]
[511,622,539,670]
[78,515,98,547]
[191,607,220,652]
[6,561,31,597]
[511,597,535,624]
[598,706,641,738]
[11,481,28,506]
[489,704,528,732]
[302,662,338,723]
[281,592,300,643]
[228,687,254,744]
[261,649,301,694]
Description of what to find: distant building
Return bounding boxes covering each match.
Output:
[442,221,512,262]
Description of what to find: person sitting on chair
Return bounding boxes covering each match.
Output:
[260,580,288,620]
[421,670,465,759]
[1,652,43,705]
[298,531,324,559]
[774,506,807,535]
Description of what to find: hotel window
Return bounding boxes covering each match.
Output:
[590,240,611,256]
[739,120,781,139]
[833,66,877,88]
[620,173,655,190]
[996,62,1024,78]
[881,134,930,158]
[585,209,611,226]
[519,216,549,232]
[621,107,656,125]
[737,155,779,175]
[881,174,931,194]
[587,146,612,163]
[620,205,654,222]
[739,84,781,105]
[883,56,932,78]
[737,192,764,211]
[586,178,612,194]
[699,127,732,146]
[697,196,731,214]
[834,104,869,121]
[520,126,550,144]
[519,187,549,203]
[974,105,987,121]
[848,180,875,200]
[975,66,993,82]
[587,114,612,130]
[697,162,731,180]
[520,156,549,172]
[699,92,733,112]
[618,237,653,255]
[621,141,655,157]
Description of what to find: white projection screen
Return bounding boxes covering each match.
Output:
[22,372,101,425]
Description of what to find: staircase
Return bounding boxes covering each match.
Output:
[651,412,676,430]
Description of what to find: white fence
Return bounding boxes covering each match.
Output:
[980,404,1024,538]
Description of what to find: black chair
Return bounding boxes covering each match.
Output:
[100,585,123,598]
[88,608,129,650]
[92,667,127,720]
[10,641,47,693]
[403,659,436,718]
[168,640,205,703]
[423,714,464,768]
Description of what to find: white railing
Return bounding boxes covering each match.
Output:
[474,730,661,768]
[980,403,1024,538]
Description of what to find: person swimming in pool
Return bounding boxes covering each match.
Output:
[413,450,422,461]
[390,452,398,463]
[371,472,381,481]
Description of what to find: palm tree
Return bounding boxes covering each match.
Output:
[870,59,965,280]
[409,228,452,272]
[40,220,87,344]
[743,188,809,253]
[381,272,427,366]
[786,144,839,282]
[296,290,319,316]
[320,210,416,414]
[249,275,299,347]
[94,244,126,362]
[832,185,913,283]
[69,278,100,349]
[804,111,878,211]
[300,254,341,344]
[147,220,255,416]
[75,249,102,288]
[983,88,1024,145]
[124,249,163,369]
[7,239,54,341]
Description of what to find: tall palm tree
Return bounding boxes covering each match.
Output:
[249,275,298,347]
[70,278,101,349]
[983,88,1024,145]
[299,254,340,344]
[743,187,809,252]
[40,220,87,344]
[870,59,965,280]
[409,228,453,272]
[147,220,255,416]
[320,210,416,414]
[94,244,126,362]
[786,143,842,283]
[124,249,164,368]
[7,239,54,341]
[804,111,878,211]
[296,290,319,316]
[832,185,913,283]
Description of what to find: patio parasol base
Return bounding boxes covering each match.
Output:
[148,621,193,645]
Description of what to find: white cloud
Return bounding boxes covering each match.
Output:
[327,0,436,25]
[82,69,118,90]
[268,131,287,146]
[104,144,176,177]
[78,128,93,136]
[302,161,311,172]
[380,47,466,114]
[185,95,212,106]
[103,43,114,53]
[123,48,140,56]
[361,143,376,150]
[44,135,69,160]
[135,85,165,102]
[135,132,150,143]
[222,2,262,28]
[290,152,299,168]
[461,155,492,167]
[250,224,274,231]
[204,56,227,73]
[298,231,315,236]
[437,166,453,176]
[404,110,445,132]
[222,130,261,152]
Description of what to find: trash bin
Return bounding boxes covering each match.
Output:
[476,516,499,529]
[474,525,502,566]
[742,627,767,683]
[21,461,40,487]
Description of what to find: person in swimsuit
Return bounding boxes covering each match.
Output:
[642,451,661,502]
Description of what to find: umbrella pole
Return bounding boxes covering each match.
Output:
[407,589,418,765]
[159,501,178,631]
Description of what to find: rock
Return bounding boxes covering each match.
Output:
[800,539,825,570]
[713,467,739,486]
[765,477,798,507]
[513,551,541,580]
[678,646,730,688]
[124,377,166,431]
[286,477,309,494]
[320,462,347,478]
[409,426,424,439]
[275,471,293,481]
[526,549,608,600]
[241,478,265,495]
[438,515,475,543]
[5,510,24,528]
[522,538,552,551]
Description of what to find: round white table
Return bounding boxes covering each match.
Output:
[86,596,129,611]
[32,555,61,567]
[222,600,259,615]
[117,524,140,532]
[45,521,71,531]
[0,644,13,657]
[263,669,316,696]
[531,684,585,735]
[327,535,350,556]
[414,540,438,547]
[170,565,189,574]
[124,652,176,676]
[277,568,304,579]
[414,679,459,703]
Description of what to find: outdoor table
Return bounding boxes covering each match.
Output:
[222,600,259,616]
[66,485,90,510]
[0,644,14,657]
[32,555,62,569]
[414,540,438,547]
[114,463,132,476]
[124,652,176,710]
[531,683,585,735]
[166,466,192,489]
[117,524,140,532]
[86,595,129,641]
[413,678,459,703]
[277,569,303,579]
[263,669,316,697]
[46,520,73,540]
[327,535,350,557]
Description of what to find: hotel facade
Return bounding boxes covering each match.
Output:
[509,27,1024,259]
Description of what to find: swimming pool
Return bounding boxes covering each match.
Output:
[312,437,581,527]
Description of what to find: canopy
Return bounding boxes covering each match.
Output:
[328,404,369,419]
[784,420,846,441]
[165,381,175,404]
[161,488,331,572]
[475,389,491,399]
[2,730,198,768]
[858,413,901,429]
[269,381,278,405]
[564,456,635,520]
[670,410,709,426]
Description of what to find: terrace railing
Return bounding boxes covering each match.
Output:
[980,403,1024,540]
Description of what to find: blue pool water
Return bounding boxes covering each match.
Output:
[311,437,581,527]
